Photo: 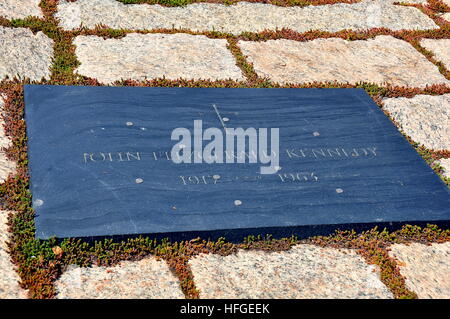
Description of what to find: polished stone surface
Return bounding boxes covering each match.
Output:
[24,85,450,240]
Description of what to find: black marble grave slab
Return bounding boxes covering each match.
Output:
[24,85,450,241]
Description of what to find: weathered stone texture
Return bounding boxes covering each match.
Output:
[73,33,244,84]
[238,36,449,87]
[382,94,450,151]
[0,95,15,183]
[420,39,450,71]
[438,158,450,178]
[189,245,393,298]
[389,242,450,299]
[0,210,27,299]
[56,257,184,299]
[56,0,438,33]
[0,27,53,81]
[0,96,24,299]
[0,0,42,20]
[442,13,450,23]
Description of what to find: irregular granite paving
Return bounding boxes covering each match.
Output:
[189,245,393,298]
[56,257,184,299]
[0,0,42,20]
[0,27,53,81]
[0,96,15,183]
[382,94,450,151]
[0,210,27,299]
[439,158,450,178]
[238,35,449,87]
[0,101,24,298]
[443,13,450,23]
[402,0,429,3]
[73,33,244,84]
[420,39,450,71]
[56,0,438,34]
[389,242,450,299]
[0,111,23,297]
[439,0,450,21]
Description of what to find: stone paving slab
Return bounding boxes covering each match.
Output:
[440,0,450,21]
[0,0,43,20]
[420,39,450,71]
[0,96,22,298]
[56,0,438,34]
[443,13,450,23]
[0,99,24,299]
[402,0,430,3]
[388,242,450,299]
[382,94,450,151]
[0,210,27,299]
[189,245,393,298]
[56,257,184,299]
[0,95,15,183]
[73,33,244,84]
[439,158,450,178]
[0,105,24,298]
[238,35,449,87]
[0,27,53,81]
